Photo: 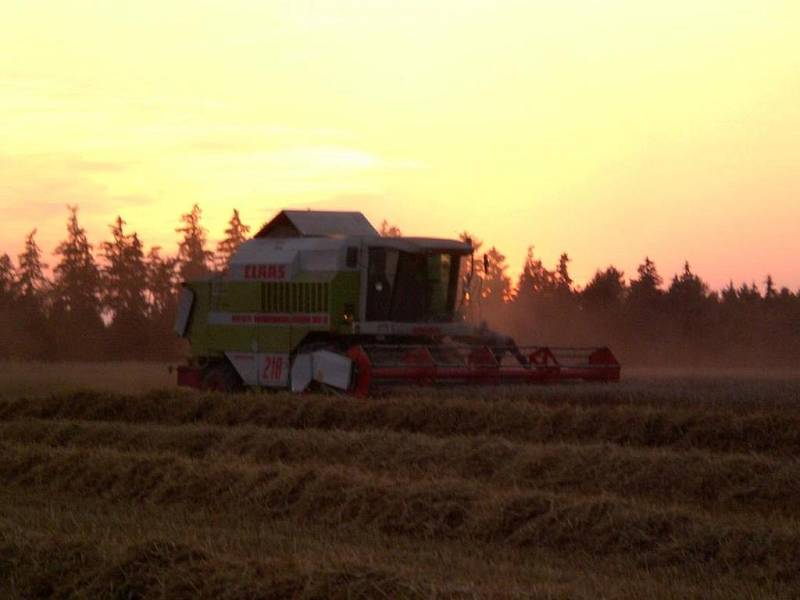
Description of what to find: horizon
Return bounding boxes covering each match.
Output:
[2,1,799,290]
[1,204,795,295]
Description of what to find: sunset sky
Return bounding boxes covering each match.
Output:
[2,0,798,290]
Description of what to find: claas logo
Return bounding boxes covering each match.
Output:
[243,264,288,280]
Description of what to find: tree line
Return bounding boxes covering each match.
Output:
[0,205,248,360]
[1,211,796,366]
[456,232,800,368]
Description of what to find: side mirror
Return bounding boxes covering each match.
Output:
[483,254,489,273]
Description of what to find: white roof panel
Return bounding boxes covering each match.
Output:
[229,241,298,264]
[255,210,379,238]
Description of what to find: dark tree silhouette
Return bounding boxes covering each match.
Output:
[668,262,708,304]
[176,204,214,281]
[102,217,147,317]
[379,219,402,237]
[578,267,627,349]
[515,246,556,299]
[511,247,571,344]
[53,207,101,311]
[2,208,800,367]
[51,206,104,359]
[582,267,627,312]
[146,246,177,319]
[629,257,662,301]
[765,274,777,300]
[216,209,251,270]
[15,230,51,358]
[555,253,573,294]
[623,257,667,363]
[17,229,48,303]
[101,216,149,358]
[456,231,482,322]
[481,246,512,324]
[0,253,17,308]
[0,253,20,359]
[662,262,715,358]
[145,246,180,358]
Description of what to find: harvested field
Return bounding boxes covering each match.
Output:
[1,364,800,598]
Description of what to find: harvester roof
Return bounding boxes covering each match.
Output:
[254,210,380,239]
[251,210,471,254]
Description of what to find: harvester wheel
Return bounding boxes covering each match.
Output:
[201,362,242,392]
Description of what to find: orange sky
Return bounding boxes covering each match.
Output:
[1,0,798,290]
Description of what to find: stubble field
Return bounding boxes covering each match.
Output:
[1,362,799,598]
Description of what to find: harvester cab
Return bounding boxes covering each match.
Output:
[175,210,620,395]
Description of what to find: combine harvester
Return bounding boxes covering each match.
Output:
[175,210,620,395]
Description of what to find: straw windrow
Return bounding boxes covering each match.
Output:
[3,382,800,598]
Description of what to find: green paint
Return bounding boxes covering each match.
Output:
[185,271,362,359]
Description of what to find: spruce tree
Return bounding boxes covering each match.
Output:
[555,253,573,293]
[102,217,148,316]
[582,267,627,312]
[0,254,19,358]
[668,262,709,306]
[176,204,214,281]
[52,206,102,321]
[101,217,148,357]
[145,246,177,318]
[629,257,663,307]
[15,229,52,358]
[551,252,577,342]
[515,246,555,300]
[216,209,251,269]
[379,219,402,237]
[624,257,666,362]
[481,246,512,311]
[145,246,179,359]
[0,254,17,308]
[17,229,48,304]
[51,206,104,358]
[765,274,777,300]
[511,247,561,344]
[457,231,482,321]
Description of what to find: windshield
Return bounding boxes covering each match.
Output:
[366,248,462,322]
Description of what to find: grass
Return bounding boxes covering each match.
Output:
[0,361,176,398]
[1,362,800,598]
